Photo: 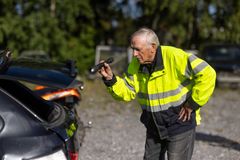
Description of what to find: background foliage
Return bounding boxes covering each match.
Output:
[0,0,239,74]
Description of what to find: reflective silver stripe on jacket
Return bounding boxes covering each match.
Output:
[193,61,209,74]
[137,80,191,112]
[186,54,208,76]
[137,79,191,100]
[188,54,198,62]
[140,92,188,112]
[123,78,135,92]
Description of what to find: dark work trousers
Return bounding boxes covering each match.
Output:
[143,128,196,160]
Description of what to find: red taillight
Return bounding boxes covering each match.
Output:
[35,85,46,90]
[69,152,79,160]
[41,88,80,101]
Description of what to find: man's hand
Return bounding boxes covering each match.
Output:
[178,102,193,122]
[98,62,113,80]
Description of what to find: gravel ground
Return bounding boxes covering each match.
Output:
[77,79,240,160]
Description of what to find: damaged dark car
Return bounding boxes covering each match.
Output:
[0,49,82,160]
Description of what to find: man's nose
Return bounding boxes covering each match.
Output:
[132,50,138,57]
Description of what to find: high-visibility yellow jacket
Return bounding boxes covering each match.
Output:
[106,46,216,139]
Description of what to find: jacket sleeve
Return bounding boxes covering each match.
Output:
[185,53,216,110]
[106,74,137,102]
[105,58,139,102]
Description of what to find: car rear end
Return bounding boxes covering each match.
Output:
[0,78,72,160]
[0,54,81,160]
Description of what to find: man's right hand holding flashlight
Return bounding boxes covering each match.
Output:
[98,62,113,81]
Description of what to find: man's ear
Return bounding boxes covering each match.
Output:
[151,43,157,52]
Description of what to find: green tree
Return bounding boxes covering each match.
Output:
[198,0,240,44]
[135,0,200,48]
[1,0,240,74]
[0,0,96,73]
[53,0,96,73]
[135,0,240,49]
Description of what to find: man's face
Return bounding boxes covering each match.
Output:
[130,35,155,64]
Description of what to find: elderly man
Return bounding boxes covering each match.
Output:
[99,27,216,160]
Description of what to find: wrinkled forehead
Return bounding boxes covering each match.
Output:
[131,35,147,46]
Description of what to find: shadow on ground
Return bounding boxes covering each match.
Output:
[196,132,240,151]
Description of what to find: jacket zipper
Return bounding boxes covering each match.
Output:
[147,75,163,139]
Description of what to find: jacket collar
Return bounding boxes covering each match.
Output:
[139,46,164,74]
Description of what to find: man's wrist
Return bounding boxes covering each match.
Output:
[186,97,201,110]
[103,74,117,87]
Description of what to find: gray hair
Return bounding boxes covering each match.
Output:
[131,27,160,46]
